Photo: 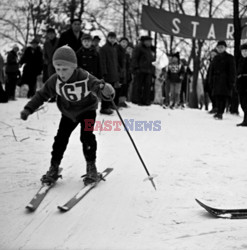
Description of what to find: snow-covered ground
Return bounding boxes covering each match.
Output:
[0,99,247,250]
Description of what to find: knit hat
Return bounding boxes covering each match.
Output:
[140,36,152,42]
[93,35,101,41]
[53,45,77,68]
[119,37,129,43]
[107,32,117,38]
[240,43,247,50]
[82,33,92,40]
[217,40,227,47]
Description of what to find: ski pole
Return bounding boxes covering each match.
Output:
[110,99,157,190]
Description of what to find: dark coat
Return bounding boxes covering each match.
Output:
[99,41,119,83]
[43,37,59,77]
[209,52,236,97]
[236,56,247,93]
[57,28,83,52]
[76,46,102,78]
[117,44,128,84]
[19,46,43,82]
[131,43,154,74]
[5,50,19,74]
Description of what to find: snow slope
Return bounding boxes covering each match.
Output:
[0,99,247,250]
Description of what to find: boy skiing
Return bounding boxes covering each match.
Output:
[20,45,115,185]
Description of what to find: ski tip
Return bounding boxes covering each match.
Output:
[26,204,35,212]
[57,205,69,212]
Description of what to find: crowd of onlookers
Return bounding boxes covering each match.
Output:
[203,40,247,126]
[0,18,247,126]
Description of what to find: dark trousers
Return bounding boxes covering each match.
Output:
[239,92,247,113]
[27,74,38,98]
[51,111,97,165]
[6,73,18,99]
[136,72,152,105]
[215,95,228,115]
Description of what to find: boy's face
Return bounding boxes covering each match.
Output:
[82,39,92,49]
[72,21,81,33]
[241,49,247,58]
[120,40,128,49]
[108,36,116,44]
[54,65,75,82]
[47,32,56,40]
[217,45,226,54]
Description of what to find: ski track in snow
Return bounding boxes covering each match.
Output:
[0,99,247,250]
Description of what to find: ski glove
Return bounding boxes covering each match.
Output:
[101,83,115,101]
[20,109,31,120]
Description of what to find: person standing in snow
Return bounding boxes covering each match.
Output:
[209,40,236,120]
[117,37,129,108]
[19,38,43,98]
[236,43,247,127]
[5,45,20,101]
[131,36,155,106]
[76,33,101,78]
[99,32,120,114]
[204,49,218,114]
[20,45,115,185]
[166,52,185,109]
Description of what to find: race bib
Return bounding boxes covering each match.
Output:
[56,76,90,102]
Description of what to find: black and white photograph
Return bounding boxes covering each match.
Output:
[0,0,247,249]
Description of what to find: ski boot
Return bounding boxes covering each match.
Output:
[82,161,104,185]
[41,162,62,185]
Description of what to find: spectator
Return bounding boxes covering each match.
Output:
[209,40,236,120]
[166,52,185,109]
[204,49,218,113]
[76,34,101,78]
[117,37,129,108]
[19,39,43,98]
[5,45,20,100]
[43,28,59,80]
[236,43,247,126]
[0,52,8,103]
[92,36,101,52]
[99,32,120,114]
[180,58,192,108]
[131,36,155,106]
[57,18,83,52]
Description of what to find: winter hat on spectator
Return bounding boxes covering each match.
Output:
[140,36,152,42]
[217,40,227,47]
[82,33,93,40]
[53,45,77,68]
[119,37,129,43]
[240,43,247,50]
[107,32,117,38]
[93,35,101,41]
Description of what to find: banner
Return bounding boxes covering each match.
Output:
[141,5,247,40]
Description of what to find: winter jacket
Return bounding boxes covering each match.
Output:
[5,50,19,74]
[76,46,102,78]
[24,68,104,122]
[117,44,128,84]
[209,51,236,97]
[131,43,154,74]
[236,56,247,94]
[57,28,83,52]
[19,46,43,81]
[43,38,59,65]
[167,63,185,83]
[99,41,119,83]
